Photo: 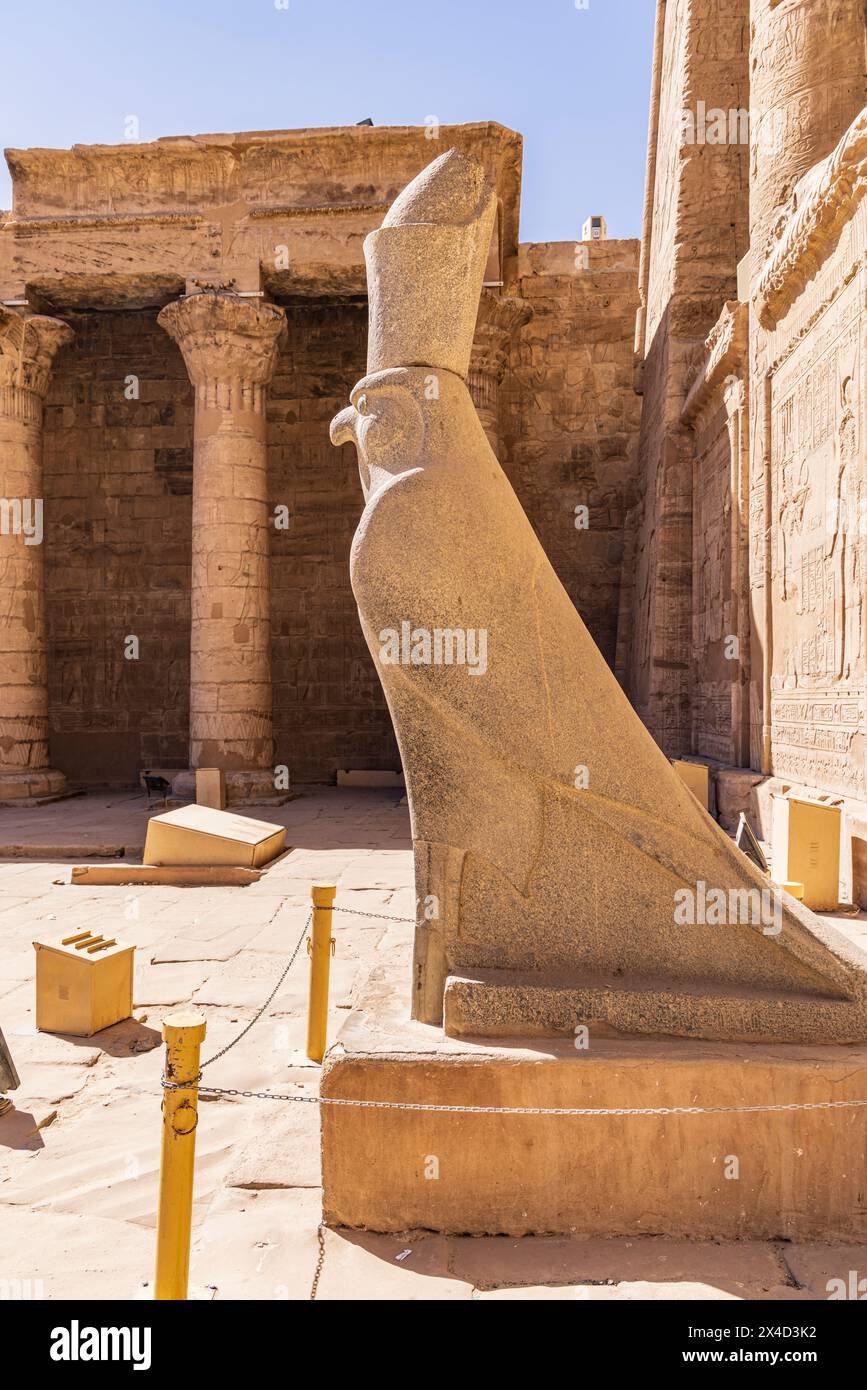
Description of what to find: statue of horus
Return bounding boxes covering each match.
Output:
[331,149,867,1044]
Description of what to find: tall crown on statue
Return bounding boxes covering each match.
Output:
[363,149,498,382]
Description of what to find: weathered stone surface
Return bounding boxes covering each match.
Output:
[0,308,73,799]
[504,240,642,666]
[321,961,867,1238]
[157,292,286,803]
[746,0,866,819]
[624,0,867,908]
[681,301,750,767]
[0,124,522,306]
[624,0,751,757]
[330,149,867,1043]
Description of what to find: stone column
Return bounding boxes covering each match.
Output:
[158,292,286,804]
[750,0,866,263]
[469,291,531,452]
[0,307,72,802]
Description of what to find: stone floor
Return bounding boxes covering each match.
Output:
[0,787,864,1301]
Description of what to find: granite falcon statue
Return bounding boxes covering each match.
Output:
[331,149,867,1044]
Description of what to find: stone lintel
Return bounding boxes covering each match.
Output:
[4,122,523,287]
[26,272,186,314]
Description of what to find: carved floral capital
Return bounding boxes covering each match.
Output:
[158,292,286,407]
[469,290,532,384]
[0,306,73,413]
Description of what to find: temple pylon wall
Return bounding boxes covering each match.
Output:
[627,0,867,903]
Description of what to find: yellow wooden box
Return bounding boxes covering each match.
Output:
[771,794,841,911]
[33,931,134,1037]
[195,767,226,810]
[670,759,709,810]
[143,804,286,868]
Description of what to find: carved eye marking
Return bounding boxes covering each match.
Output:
[356,393,369,416]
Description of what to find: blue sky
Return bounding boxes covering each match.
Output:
[0,0,655,242]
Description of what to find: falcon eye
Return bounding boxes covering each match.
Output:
[356,393,368,416]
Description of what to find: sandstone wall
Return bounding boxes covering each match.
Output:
[502,239,642,666]
[748,0,867,774]
[42,303,400,787]
[681,301,750,767]
[43,310,194,786]
[42,259,641,787]
[624,0,751,753]
[630,0,867,903]
[269,304,398,782]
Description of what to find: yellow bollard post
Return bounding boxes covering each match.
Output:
[307,885,336,1063]
[155,1009,206,1300]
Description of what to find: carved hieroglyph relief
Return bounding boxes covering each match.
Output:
[692,421,734,762]
[770,271,865,798]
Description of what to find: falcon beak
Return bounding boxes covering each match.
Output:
[330,405,357,448]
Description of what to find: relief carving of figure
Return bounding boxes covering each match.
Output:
[779,457,810,602]
[828,375,863,681]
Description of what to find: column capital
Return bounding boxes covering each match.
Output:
[0,307,73,417]
[470,290,532,385]
[468,291,531,446]
[158,291,286,412]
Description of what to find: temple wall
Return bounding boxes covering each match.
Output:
[630,0,867,901]
[691,400,738,760]
[42,304,400,787]
[748,0,867,773]
[41,257,641,786]
[625,0,751,753]
[268,305,399,783]
[764,203,866,805]
[43,310,194,786]
[502,239,642,665]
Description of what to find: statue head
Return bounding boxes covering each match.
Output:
[330,367,426,501]
[330,148,498,501]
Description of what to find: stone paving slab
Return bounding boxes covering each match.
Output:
[448,1235,797,1296]
[0,1208,155,1300]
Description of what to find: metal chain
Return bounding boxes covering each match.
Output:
[319,904,415,924]
[161,902,409,1093]
[310,1225,327,1300]
[165,1079,867,1117]
[313,1096,867,1117]
[198,909,312,1072]
[161,899,867,1118]
[197,901,409,1071]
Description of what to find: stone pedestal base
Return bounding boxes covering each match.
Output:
[321,961,867,1240]
[170,768,294,807]
[441,964,867,1045]
[0,768,72,806]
